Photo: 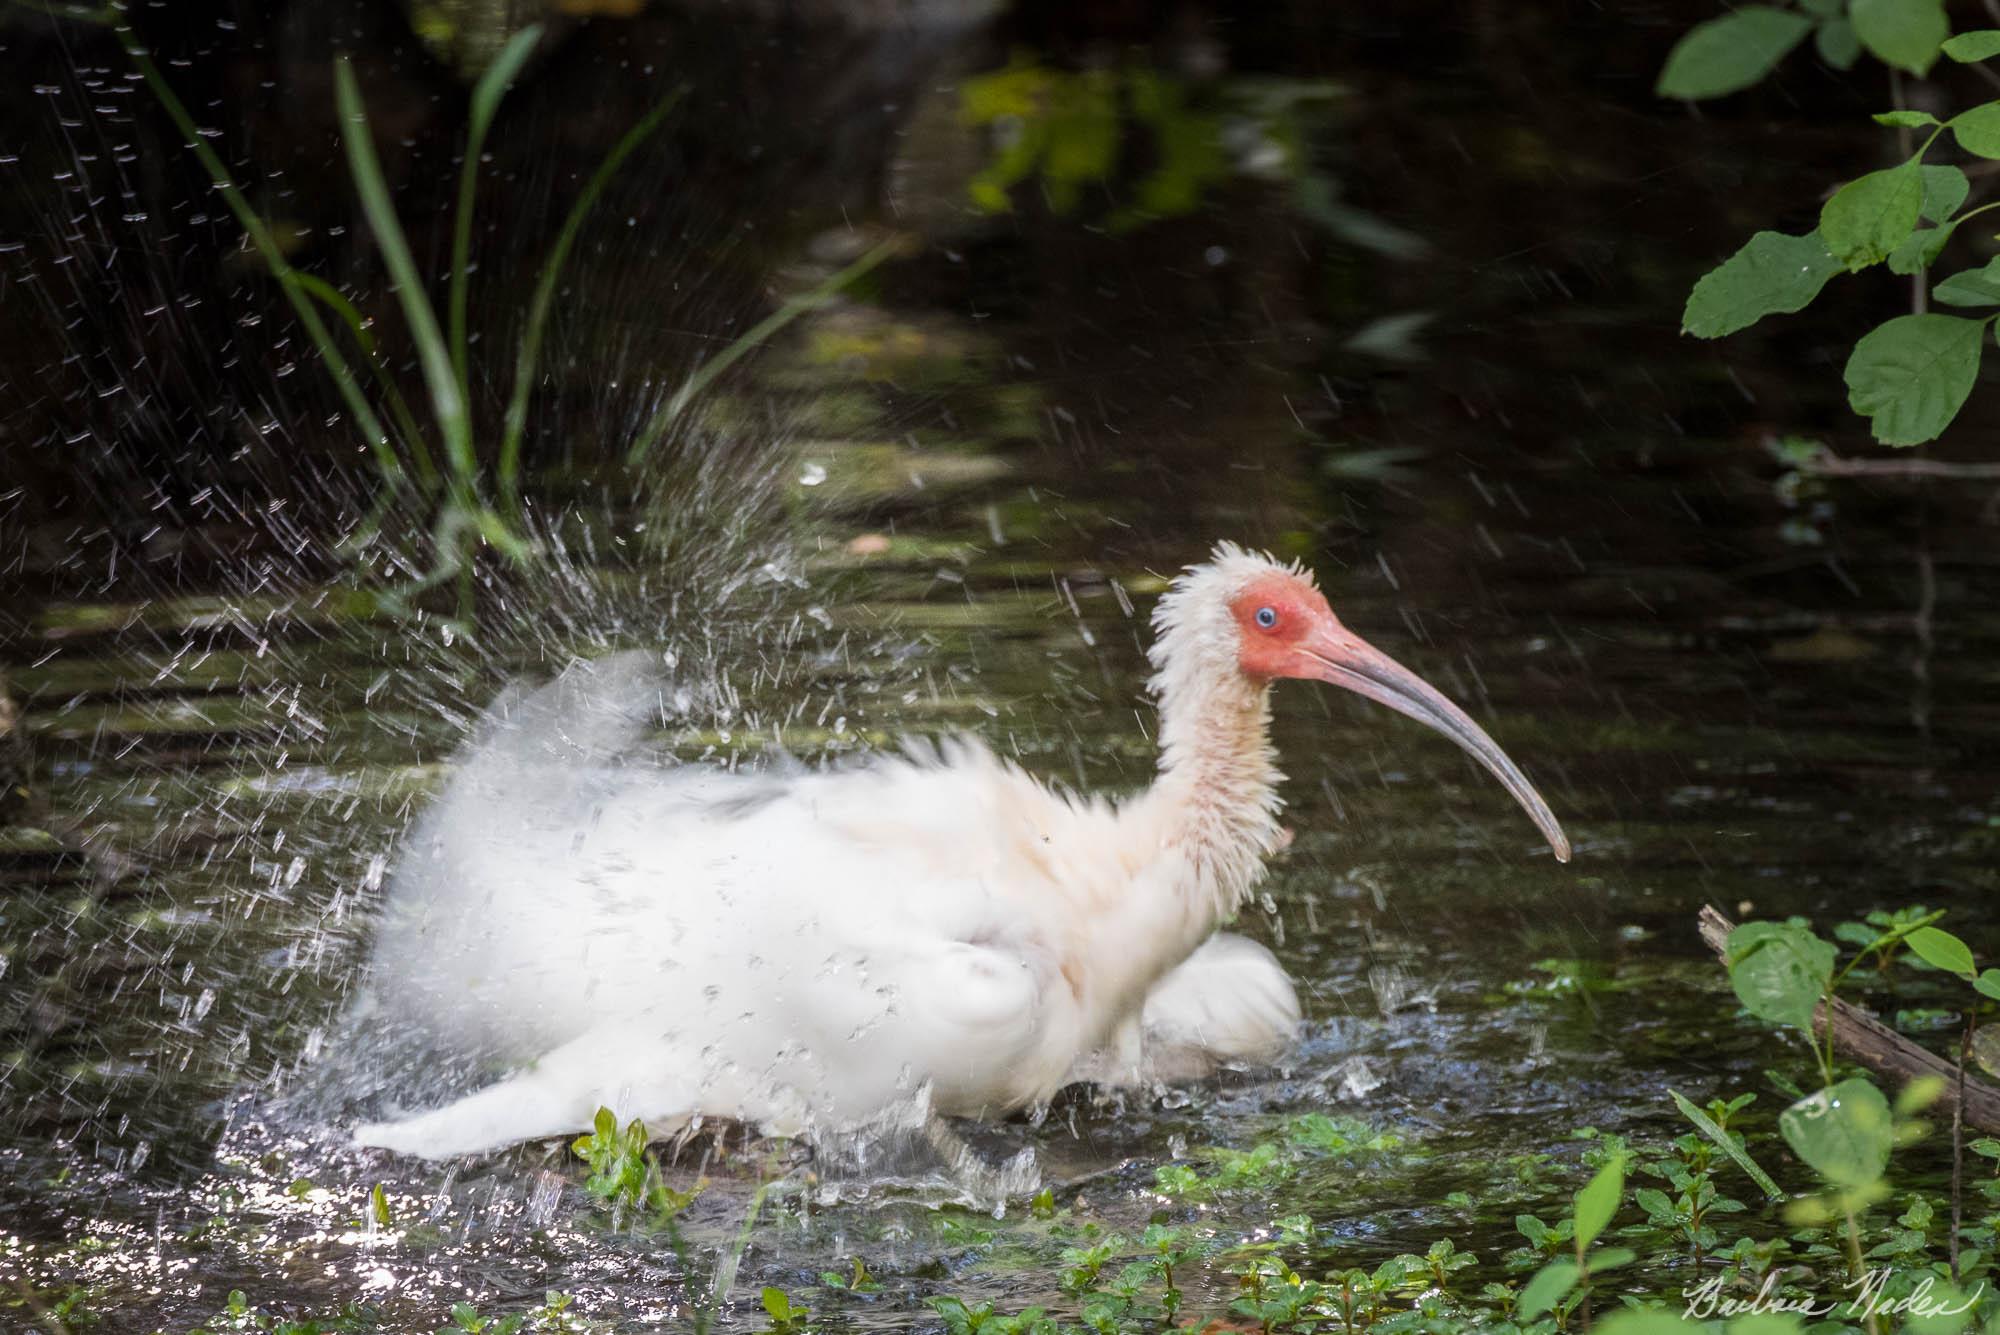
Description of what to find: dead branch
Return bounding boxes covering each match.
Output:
[1698,905,2000,1134]
[1801,450,2000,481]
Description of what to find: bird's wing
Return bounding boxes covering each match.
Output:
[355,929,1065,1157]
[1065,932,1300,1087]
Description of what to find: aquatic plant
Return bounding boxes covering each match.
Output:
[30,5,893,625]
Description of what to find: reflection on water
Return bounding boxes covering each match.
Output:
[3,0,1998,1329]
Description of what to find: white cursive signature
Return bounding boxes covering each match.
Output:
[1683,1269,1984,1322]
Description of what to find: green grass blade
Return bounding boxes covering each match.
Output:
[498,86,687,512]
[451,24,543,389]
[1669,1089,1786,1200]
[112,23,402,487]
[624,236,903,469]
[333,57,476,494]
[292,270,438,486]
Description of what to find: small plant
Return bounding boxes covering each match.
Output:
[1515,1152,1634,1327]
[570,1107,702,1225]
[1666,14,2000,454]
[758,1287,810,1335]
[927,1296,1058,1335]
[817,1256,882,1293]
[1720,909,2000,1293]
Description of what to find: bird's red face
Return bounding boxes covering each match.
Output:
[1228,570,1571,862]
[1229,572,1339,682]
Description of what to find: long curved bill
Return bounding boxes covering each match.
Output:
[1299,627,1571,862]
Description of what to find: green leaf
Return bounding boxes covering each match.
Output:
[1727,922,1837,1031]
[333,59,473,485]
[1821,161,1925,269]
[1589,1246,1637,1272]
[1906,925,1977,976]
[1889,221,1959,275]
[1852,0,1949,76]
[1573,1157,1624,1249]
[1875,109,1941,127]
[1818,18,1863,69]
[1517,1260,1581,1320]
[1683,231,1844,337]
[1972,1024,2000,1078]
[1657,7,1815,98]
[1896,1074,1948,1114]
[1920,164,1969,222]
[1780,1077,1893,1187]
[1943,30,2000,61]
[1799,0,1844,15]
[1951,102,2000,157]
[370,1182,394,1227]
[1670,1089,1787,1200]
[1844,313,1986,444]
[1976,968,2000,1001]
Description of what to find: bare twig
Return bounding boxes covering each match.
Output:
[1953,1019,1969,1282]
[1801,450,2000,480]
[1697,906,2000,1134]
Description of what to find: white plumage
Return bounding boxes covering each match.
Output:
[351,544,1565,1158]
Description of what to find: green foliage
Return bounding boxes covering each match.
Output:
[1932,258,2000,306]
[1851,0,1948,76]
[1821,161,1925,269]
[1665,12,2000,450]
[957,56,1419,257]
[1660,0,1950,98]
[1656,8,1814,99]
[1944,30,2000,62]
[1514,1152,1628,1320]
[1905,925,1977,977]
[1779,1076,1894,1186]
[818,1256,882,1292]
[1669,1088,1786,1200]
[1681,231,1843,337]
[569,1107,701,1223]
[1843,313,1986,444]
[759,1287,810,1335]
[1726,921,1837,1031]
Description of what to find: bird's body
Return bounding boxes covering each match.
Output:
[352,546,1566,1158]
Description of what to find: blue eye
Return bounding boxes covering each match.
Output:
[1255,606,1278,628]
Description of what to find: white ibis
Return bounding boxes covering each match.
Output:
[351,543,1569,1158]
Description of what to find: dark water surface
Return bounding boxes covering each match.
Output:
[3,1,1998,1329]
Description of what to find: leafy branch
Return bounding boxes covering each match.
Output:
[1679,35,2000,447]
